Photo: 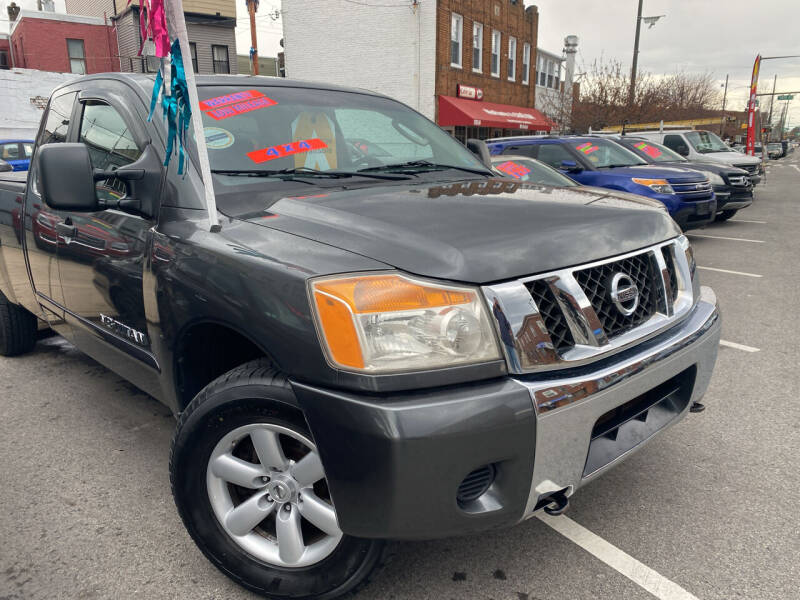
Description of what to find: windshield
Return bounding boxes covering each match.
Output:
[195,85,489,176]
[685,131,731,154]
[626,139,686,163]
[492,157,578,186]
[767,143,782,150]
[568,138,647,168]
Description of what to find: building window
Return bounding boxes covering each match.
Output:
[522,43,530,85]
[450,13,462,68]
[491,29,500,77]
[472,21,482,73]
[67,39,86,74]
[507,36,516,81]
[0,50,9,70]
[551,60,560,89]
[212,45,230,74]
[189,42,198,73]
[538,56,547,87]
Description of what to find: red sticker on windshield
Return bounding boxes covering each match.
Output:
[205,96,278,120]
[496,161,531,179]
[200,90,265,110]
[576,142,599,154]
[634,142,662,158]
[248,138,328,163]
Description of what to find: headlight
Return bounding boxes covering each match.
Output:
[685,243,697,279]
[631,178,674,194]
[706,172,724,186]
[310,273,501,373]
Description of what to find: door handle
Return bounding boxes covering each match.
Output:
[55,222,77,238]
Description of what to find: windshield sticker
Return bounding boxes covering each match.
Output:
[200,90,266,111]
[204,127,234,149]
[248,138,328,164]
[204,96,278,121]
[495,161,531,179]
[575,142,599,155]
[634,142,662,158]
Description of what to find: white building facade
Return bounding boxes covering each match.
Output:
[534,35,578,133]
[281,0,437,119]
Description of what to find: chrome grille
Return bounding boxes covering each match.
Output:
[727,174,749,187]
[527,280,574,353]
[483,237,697,374]
[75,231,106,250]
[574,253,658,338]
[733,163,758,175]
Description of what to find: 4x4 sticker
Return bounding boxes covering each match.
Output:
[495,161,531,179]
[248,138,328,163]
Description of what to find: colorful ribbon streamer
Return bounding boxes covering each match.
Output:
[128,0,170,58]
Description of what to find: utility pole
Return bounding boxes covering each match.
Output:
[720,74,728,136]
[247,0,259,75]
[767,74,777,137]
[628,0,644,107]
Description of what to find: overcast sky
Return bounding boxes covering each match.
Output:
[531,0,800,129]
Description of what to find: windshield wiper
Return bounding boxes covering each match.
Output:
[212,167,410,180]
[600,163,637,169]
[358,160,492,176]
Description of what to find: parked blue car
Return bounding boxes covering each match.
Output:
[487,136,716,230]
[0,140,35,171]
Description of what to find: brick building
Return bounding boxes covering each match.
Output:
[65,0,238,75]
[8,10,118,74]
[283,0,551,141]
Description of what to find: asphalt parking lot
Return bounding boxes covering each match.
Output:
[2,154,799,600]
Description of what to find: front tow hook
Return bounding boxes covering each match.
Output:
[534,488,570,516]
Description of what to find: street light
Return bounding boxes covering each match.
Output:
[628,0,665,106]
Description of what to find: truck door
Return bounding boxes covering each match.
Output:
[24,90,79,329]
[55,96,161,397]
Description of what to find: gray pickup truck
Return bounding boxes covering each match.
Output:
[0,74,720,599]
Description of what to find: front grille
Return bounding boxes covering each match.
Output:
[527,279,575,353]
[726,174,749,187]
[75,231,106,250]
[670,179,713,200]
[733,163,758,175]
[661,247,679,303]
[574,253,658,338]
[456,464,496,505]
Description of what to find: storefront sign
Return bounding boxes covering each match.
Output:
[457,84,484,101]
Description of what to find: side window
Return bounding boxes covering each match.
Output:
[0,143,20,160]
[663,135,688,154]
[79,101,142,203]
[38,92,77,147]
[536,144,574,169]
[23,143,34,158]
[504,145,536,158]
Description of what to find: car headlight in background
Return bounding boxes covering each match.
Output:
[631,178,674,194]
[310,273,501,373]
[706,172,725,186]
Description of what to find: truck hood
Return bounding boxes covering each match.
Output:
[701,151,760,165]
[224,178,680,284]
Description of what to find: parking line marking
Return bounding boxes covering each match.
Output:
[697,266,762,278]
[537,513,700,600]
[720,339,760,352]
[687,234,764,243]
[729,219,767,224]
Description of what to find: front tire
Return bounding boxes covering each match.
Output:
[170,360,386,599]
[0,293,38,356]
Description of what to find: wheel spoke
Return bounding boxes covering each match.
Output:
[250,428,288,471]
[211,454,265,489]
[290,452,324,487]
[276,508,305,564]
[299,492,341,537]
[225,492,276,536]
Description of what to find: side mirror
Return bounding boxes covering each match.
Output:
[560,160,583,173]
[39,143,98,211]
[39,142,161,217]
[676,145,690,157]
[466,138,492,168]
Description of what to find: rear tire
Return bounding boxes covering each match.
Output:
[170,360,387,600]
[715,209,738,222]
[0,293,38,356]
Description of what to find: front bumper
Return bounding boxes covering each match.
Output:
[713,186,753,212]
[672,198,717,230]
[293,287,720,540]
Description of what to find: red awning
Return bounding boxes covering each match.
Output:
[438,95,553,131]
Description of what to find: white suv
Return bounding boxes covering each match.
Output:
[635,129,762,183]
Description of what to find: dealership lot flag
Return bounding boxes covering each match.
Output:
[746,55,761,157]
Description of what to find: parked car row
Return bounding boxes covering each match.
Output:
[484,131,758,227]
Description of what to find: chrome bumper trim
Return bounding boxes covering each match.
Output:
[516,285,720,516]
